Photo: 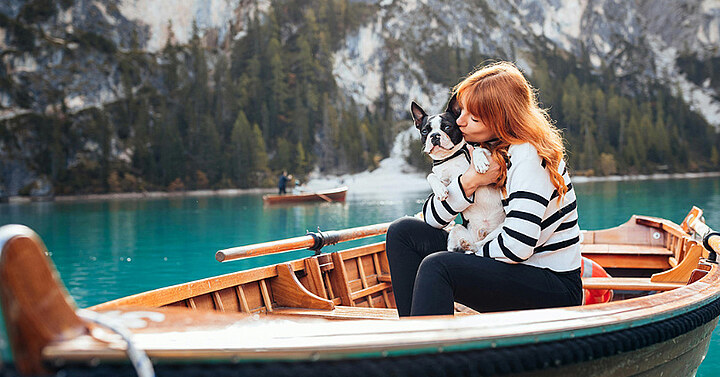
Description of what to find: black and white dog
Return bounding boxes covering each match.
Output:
[411,95,505,252]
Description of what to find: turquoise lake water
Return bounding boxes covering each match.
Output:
[1,176,720,374]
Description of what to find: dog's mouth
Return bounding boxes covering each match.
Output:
[429,145,447,153]
[425,144,454,157]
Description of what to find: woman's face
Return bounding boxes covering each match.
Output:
[456,107,497,143]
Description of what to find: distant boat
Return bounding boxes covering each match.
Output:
[262,186,348,204]
[1,207,719,376]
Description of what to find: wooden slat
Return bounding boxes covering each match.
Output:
[583,254,671,269]
[351,283,392,300]
[337,242,387,261]
[259,280,273,313]
[217,288,238,312]
[192,294,215,311]
[271,305,398,320]
[580,244,672,255]
[355,256,373,307]
[235,286,250,313]
[330,252,354,306]
[323,273,335,300]
[303,257,328,299]
[582,277,684,291]
[212,292,225,312]
[243,283,265,312]
[187,297,197,309]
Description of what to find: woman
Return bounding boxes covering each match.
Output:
[387,62,582,316]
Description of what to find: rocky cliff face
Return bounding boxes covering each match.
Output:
[333,0,720,126]
[1,0,719,195]
[3,0,719,121]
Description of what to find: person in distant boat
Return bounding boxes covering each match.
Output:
[278,171,292,195]
[386,62,582,316]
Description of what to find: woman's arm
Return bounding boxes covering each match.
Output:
[459,145,501,196]
[422,177,474,228]
[422,145,501,229]
[476,145,555,263]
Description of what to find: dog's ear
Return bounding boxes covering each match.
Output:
[446,93,461,118]
[410,101,427,128]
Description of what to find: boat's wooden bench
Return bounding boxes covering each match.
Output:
[582,214,705,293]
[582,277,683,291]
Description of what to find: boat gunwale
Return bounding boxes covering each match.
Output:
[45,275,720,363]
[79,260,720,360]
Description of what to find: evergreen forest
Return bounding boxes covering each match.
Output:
[1,0,719,196]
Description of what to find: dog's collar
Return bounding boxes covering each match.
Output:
[432,143,471,166]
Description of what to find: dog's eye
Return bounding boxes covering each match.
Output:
[421,129,429,135]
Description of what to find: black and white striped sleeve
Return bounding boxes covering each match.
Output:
[422,176,474,229]
[478,149,554,263]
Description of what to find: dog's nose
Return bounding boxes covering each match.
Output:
[430,134,441,145]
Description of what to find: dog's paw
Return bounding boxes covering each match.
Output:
[472,148,491,174]
[448,236,476,253]
[460,239,478,253]
[433,186,449,201]
[447,237,462,252]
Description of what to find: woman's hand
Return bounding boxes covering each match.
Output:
[460,144,501,197]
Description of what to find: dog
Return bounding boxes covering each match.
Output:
[410,95,505,253]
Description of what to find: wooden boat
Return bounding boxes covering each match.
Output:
[262,186,348,204]
[1,207,720,376]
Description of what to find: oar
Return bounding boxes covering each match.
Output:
[316,193,333,202]
[216,222,392,262]
[686,206,720,262]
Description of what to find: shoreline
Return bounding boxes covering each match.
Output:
[4,188,275,204]
[3,171,720,204]
[571,171,720,183]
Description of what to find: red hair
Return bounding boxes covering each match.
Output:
[453,61,567,199]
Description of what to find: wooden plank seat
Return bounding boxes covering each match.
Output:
[580,243,672,255]
[582,230,704,294]
[582,277,684,291]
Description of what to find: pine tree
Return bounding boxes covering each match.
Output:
[294,141,308,178]
[250,124,269,186]
[560,74,581,132]
[265,37,288,139]
[196,115,221,183]
[156,100,184,186]
[273,137,294,172]
[213,55,236,139]
[229,111,253,186]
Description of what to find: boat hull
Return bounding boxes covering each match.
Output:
[262,186,348,204]
[1,210,720,376]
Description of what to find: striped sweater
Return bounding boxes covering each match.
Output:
[423,143,581,272]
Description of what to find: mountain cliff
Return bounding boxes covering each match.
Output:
[1,0,719,196]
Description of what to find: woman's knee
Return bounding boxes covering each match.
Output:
[387,217,424,245]
[417,251,453,277]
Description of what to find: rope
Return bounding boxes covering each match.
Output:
[76,309,155,377]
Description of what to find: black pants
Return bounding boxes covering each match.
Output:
[386,217,583,317]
